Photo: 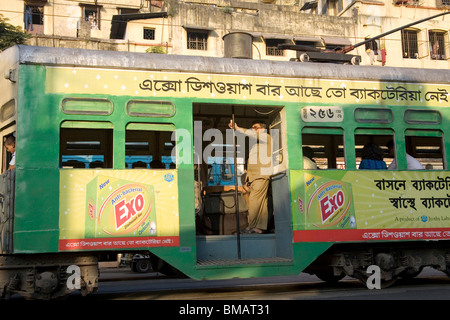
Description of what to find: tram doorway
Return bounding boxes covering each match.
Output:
[193,103,292,263]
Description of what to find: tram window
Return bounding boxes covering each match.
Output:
[354,129,394,169]
[404,109,441,125]
[125,123,175,169]
[62,98,112,115]
[354,108,393,124]
[126,100,175,117]
[270,112,285,169]
[405,130,444,170]
[60,126,113,168]
[1,99,15,123]
[302,128,345,169]
[2,131,16,173]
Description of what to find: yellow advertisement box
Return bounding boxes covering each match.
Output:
[59,169,179,251]
[85,174,156,238]
[293,170,450,243]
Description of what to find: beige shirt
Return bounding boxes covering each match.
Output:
[237,128,272,180]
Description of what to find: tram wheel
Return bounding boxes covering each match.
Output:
[134,259,152,273]
[315,269,345,283]
[354,270,398,289]
[399,267,423,280]
[444,266,450,278]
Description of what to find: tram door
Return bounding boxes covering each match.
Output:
[194,103,291,262]
[0,125,16,254]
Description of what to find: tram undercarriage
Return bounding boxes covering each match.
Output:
[0,253,98,299]
[305,242,450,288]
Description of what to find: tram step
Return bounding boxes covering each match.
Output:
[196,257,293,267]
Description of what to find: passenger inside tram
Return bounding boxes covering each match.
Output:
[302,147,317,170]
[386,140,424,170]
[4,135,16,171]
[358,143,387,170]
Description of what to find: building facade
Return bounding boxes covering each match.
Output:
[1,0,450,68]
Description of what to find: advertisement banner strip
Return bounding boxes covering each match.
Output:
[59,236,179,251]
[293,228,450,243]
[46,67,446,107]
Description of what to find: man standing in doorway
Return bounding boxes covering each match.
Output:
[229,120,272,234]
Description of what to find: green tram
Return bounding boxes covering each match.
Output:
[1,45,450,298]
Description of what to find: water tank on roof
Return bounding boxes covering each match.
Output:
[223,32,253,59]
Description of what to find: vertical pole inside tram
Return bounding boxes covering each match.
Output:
[231,108,242,260]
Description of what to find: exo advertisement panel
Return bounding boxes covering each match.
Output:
[293,170,450,242]
[59,169,179,251]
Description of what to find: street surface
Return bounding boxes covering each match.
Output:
[6,265,448,320]
[89,266,450,300]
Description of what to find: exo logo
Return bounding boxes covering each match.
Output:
[319,189,344,223]
[114,193,145,230]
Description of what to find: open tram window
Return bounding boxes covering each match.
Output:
[2,131,16,173]
[301,127,345,169]
[405,130,444,170]
[60,122,113,168]
[354,129,394,170]
[125,123,176,169]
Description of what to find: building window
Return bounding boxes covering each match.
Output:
[401,29,419,59]
[429,31,446,60]
[82,5,101,30]
[143,28,155,40]
[187,31,208,50]
[266,39,285,56]
[118,8,139,14]
[438,0,450,6]
[327,0,340,16]
[24,4,44,32]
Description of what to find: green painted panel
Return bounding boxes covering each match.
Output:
[14,66,61,252]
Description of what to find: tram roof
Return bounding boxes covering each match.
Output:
[5,45,450,84]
